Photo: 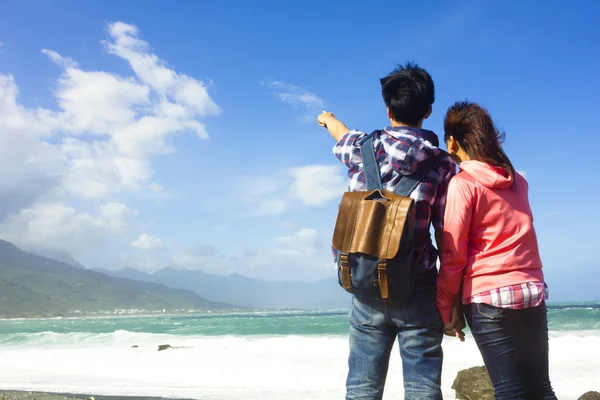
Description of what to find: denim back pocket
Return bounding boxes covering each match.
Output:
[402,288,442,328]
[475,302,505,319]
[349,296,373,326]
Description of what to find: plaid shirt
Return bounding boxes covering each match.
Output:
[465,282,548,309]
[332,126,456,272]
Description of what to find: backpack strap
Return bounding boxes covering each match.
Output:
[359,131,383,191]
[392,151,447,197]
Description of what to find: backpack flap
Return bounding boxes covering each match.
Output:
[332,189,414,260]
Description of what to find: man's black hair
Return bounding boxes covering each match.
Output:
[380,62,435,126]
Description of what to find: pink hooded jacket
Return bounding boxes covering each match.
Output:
[436,160,545,324]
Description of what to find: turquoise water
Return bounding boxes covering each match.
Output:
[0,303,598,343]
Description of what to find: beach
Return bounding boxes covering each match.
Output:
[0,309,599,399]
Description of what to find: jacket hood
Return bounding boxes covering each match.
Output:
[459,160,513,189]
[382,126,443,174]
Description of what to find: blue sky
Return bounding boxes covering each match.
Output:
[0,1,598,299]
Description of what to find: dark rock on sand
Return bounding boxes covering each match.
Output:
[158,344,172,351]
[452,366,494,400]
[131,345,139,348]
[579,392,600,400]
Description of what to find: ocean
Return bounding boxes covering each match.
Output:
[0,304,599,399]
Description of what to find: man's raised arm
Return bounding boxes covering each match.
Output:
[318,111,350,141]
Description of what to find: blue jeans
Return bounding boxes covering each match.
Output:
[346,273,443,400]
[465,302,557,400]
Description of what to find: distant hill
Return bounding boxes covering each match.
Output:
[99,267,352,310]
[0,240,232,317]
[26,248,86,269]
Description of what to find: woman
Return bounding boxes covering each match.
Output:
[436,101,557,399]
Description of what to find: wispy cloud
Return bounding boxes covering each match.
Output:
[264,80,325,121]
[289,164,347,206]
[41,49,78,68]
[237,164,346,217]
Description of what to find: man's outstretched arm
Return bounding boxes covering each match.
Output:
[318,111,350,141]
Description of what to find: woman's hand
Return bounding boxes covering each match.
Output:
[443,296,466,342]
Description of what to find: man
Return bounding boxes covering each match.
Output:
[318,62,457,400]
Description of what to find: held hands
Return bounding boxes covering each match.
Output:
[443,297,466,342]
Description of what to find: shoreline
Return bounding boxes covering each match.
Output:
[0,308,351,322]
[0,391,193,400]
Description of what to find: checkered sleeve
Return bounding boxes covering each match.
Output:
[332,130,368,169]
[431,156,457,232]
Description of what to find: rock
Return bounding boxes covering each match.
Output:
[157,344,172,351]
[579,392,600,400]
[131,345,138,348]
[452,366,494,400]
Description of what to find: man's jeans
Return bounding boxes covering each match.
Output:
[465,301,557,400]
[345,271,443,400]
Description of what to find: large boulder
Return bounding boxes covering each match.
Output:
[579,392,600,400]
[452,366,494,400]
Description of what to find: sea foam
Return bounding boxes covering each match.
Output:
[0,331,598,399]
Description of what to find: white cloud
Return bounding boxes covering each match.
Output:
[517,170,527,178]
[0,21,221,253]
[38,22,221,198]
[131,233,164,250]
[0,201,137,252]
[244,199,288,217]
[238,164,345,217]
[265,81,325,120]
[0,74,64,218]
[290,165,347,206]
[276,228,321,256]
[105,22,221,117]
[41,49,78,69]
[238,176,288,217]
[277,228,318,244]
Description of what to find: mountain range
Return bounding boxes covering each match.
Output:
[94,267,351,310]
[0,239,231,317]
[0,238,351,317]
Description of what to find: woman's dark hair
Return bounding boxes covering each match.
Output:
[444,101,515,176]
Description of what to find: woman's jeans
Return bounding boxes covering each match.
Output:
[465,301,557,400]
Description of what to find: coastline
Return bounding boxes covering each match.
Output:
[0,391,193,400]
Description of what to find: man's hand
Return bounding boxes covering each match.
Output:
[443,323,465,342]
[318,111,336,128]
[317,110,350,141]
